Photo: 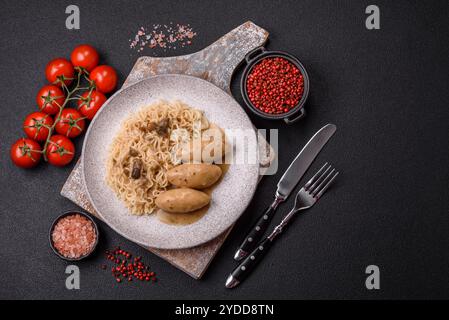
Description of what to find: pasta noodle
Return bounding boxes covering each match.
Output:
[105,100,207,215]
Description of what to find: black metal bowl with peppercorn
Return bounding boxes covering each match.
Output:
[240,46,310,124]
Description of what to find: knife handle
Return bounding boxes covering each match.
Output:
[234,198,281,261]
[227,238,272,288]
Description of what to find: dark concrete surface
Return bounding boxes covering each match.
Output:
[0,0,448,299]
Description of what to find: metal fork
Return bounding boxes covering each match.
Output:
[225,163,339,288]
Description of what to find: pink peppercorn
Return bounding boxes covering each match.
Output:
[246,57,304,115]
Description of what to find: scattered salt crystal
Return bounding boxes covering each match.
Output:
[128,22,197,52]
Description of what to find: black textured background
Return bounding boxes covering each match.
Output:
[1,0,449,299]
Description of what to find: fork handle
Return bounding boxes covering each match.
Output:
[227,238,272,288]
[234,198,282,261]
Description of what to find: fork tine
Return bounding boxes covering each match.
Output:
[309,165,332,191]
[315,171,339,199]
[311,168,335,196]
[305,163,329,190]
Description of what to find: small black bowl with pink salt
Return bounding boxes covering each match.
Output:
[49,211,99,261]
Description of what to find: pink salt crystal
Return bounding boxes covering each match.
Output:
[129,23,197,52]
[52,214,96,259]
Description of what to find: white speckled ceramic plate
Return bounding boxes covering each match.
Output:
[82,75,259,249]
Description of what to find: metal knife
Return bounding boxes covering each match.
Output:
[233,123,337,261]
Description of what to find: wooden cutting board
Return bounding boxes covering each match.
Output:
[61,21,274,279]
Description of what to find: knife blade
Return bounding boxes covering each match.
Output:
[233,123,336,261]
[276,123,336,199]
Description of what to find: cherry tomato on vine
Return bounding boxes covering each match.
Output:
[55,108,86,138]
[89,65,117,93]
[70,44,99,72]
[23,112,54,142]
[45,58,75,86]
[36,85,65,115]
[10,138,42,169]
[46,135,75,167]
[77,90,107,120]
